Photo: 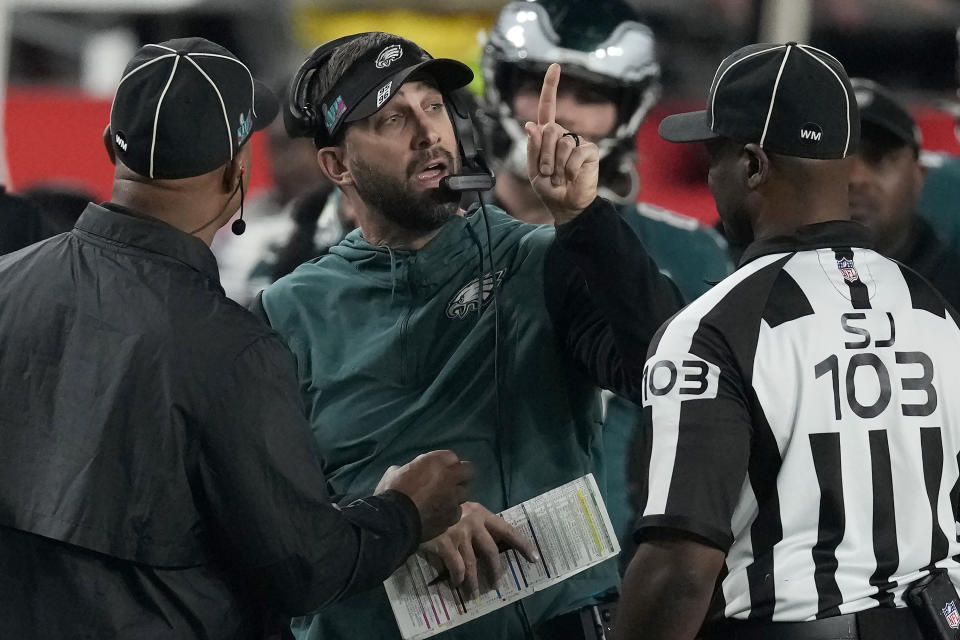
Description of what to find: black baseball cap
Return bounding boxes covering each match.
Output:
[851,78,921,150]
[308,35,474,142]
[109,37,279,180]
[659,42,859,159]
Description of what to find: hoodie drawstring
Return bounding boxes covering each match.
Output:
[463,223,485,318]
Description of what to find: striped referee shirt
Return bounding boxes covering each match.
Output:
[636,220,960,623]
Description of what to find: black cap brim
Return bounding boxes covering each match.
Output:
[252,79,280,132]
[658,109,720,143]
[346,58,474,123]
[859,113,918,149]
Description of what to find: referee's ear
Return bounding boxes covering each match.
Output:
[103,125,117,166]
[743,143,770,191]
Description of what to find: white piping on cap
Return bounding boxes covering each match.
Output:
[144,43,177,53]
[795,43,843,68]
[149,55,182,179]
[109,53,178,128]
[797,44,852,157]
[183,55,234,163]
[709,44,785,130]
[190,52,258,118]
[115,53,177,89]
[759,45,792,148]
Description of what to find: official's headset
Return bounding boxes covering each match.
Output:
[284,33,495,195]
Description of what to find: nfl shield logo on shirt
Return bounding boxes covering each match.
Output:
[837,257,859,283]
[942,600,960,629]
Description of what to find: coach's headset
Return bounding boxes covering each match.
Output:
[284,33,495,195]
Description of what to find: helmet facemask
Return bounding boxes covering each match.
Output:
[481,0,661,204]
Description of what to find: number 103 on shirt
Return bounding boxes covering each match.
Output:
[640,354,720,406]
[814,312,936,420]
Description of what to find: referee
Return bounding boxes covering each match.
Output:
[616,43,960,640]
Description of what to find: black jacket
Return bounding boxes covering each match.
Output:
[0,203,420,638]
[900,216,960,313]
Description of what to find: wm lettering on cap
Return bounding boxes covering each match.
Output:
[800,123,823,142]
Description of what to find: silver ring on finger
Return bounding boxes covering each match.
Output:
[562,131,580,147]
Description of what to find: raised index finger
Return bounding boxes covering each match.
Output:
[537,63,561,126]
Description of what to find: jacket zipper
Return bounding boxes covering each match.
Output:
[399,258,415,386]
[399,304,413,386]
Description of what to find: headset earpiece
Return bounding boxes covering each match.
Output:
[285,33,374,139]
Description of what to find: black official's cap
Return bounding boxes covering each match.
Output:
[851,78,922,150]
[659,42,859,159]
[289,35,473,143]
[109,37,279,179]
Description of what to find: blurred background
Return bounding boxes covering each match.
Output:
[4,0,960,224]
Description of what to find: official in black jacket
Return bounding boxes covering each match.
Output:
[0,37,470,639]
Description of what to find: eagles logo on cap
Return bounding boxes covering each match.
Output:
[375,44,403,69]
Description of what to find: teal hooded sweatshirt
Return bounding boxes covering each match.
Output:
[260,201,677,639]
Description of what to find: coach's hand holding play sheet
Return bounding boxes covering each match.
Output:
[384,474,619,639]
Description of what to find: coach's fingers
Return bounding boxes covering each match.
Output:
[487,516,539,564]
[551,133,579,187]
[538,123,564,177]
[426,535,466,587]
[474,528,503,588]
[564,143,598,183]
[459,538,479,595]
[525,121,543,181]
[537,63,561,126]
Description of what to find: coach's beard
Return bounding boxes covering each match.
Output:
[352,151,461,233]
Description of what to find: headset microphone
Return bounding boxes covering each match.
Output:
[441,172,496,193]
[439,92,496,195]
[231,166,246,236]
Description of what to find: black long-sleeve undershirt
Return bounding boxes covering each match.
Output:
[545,196,684,402]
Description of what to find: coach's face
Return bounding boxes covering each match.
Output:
[706,138,752,245]
[341,79,462,232]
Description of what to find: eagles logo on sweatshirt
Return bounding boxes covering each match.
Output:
[446,270,504,319]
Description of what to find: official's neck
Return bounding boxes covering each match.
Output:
[109,173,230,246]
[752,156,852,241]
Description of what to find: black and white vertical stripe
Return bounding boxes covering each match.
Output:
[637,245,960,622]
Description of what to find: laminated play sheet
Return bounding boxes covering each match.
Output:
[384,473,619,639]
